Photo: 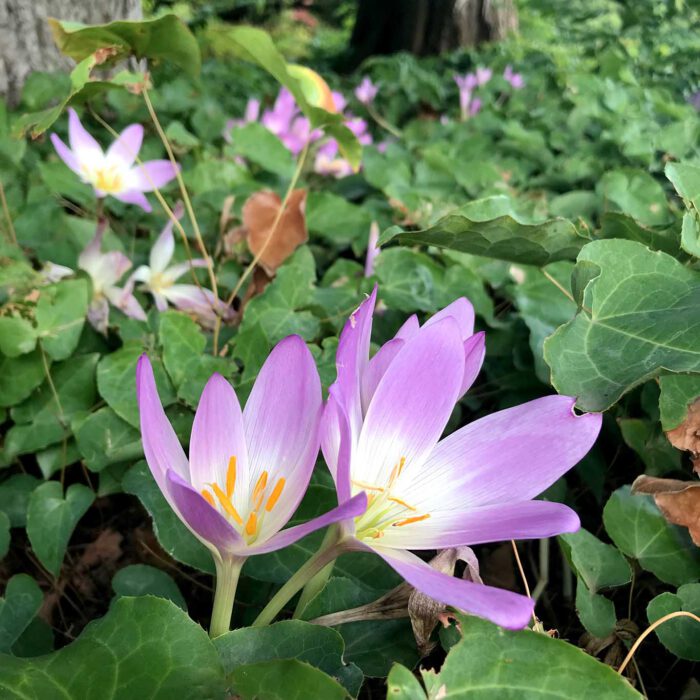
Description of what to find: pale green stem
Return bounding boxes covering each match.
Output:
[209,556,245,638]
[367,103,402,139]
[293,525,339,618]
[253,527,344,627]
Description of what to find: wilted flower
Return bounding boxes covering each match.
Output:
[127,204,232,326]
[136,341,366,562]
[40,262,74,285]
[504,65,525,90]
[78,221,146,333]
[321,288,602,629]
[50,108,178,212]
[355,77,379,105]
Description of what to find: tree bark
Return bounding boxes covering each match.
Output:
[346,0,518,68]
[0,0,142,106]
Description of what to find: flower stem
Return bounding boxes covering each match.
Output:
[367,103,402,139]
[293,525,339,618]
[209,556,244,638]
[253,527,343,627]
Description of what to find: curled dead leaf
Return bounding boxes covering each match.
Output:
[632,475,700,546]
[665,397,700,473]
[243,189,307,276]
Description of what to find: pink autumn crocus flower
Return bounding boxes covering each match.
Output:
[475,67,493,85]
[355,77,379,105]
[321,288,602,629]
[504,65,525,90]
[50,108,178,212]
[136,342,367,566]
[78,221,146,334]
[127,204,232,327]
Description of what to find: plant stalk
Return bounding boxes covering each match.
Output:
[209,556,244,638]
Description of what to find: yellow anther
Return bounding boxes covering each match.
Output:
[265,478,285,512]
[393,513,430,527]
[226,456,237,498]
[253,471,269,509]
[388,457,407,485]
[388,496,416,511]
[245,511,258,536]
[210,483,243,525]
[201,489,216,508]
[352,479,385,492]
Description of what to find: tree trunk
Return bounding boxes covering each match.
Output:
[0,0,142,107]
[346,0,518,68]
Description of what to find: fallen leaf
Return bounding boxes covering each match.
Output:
[243,189,307,276]
[666,398,700,473]
[632,475,700,545]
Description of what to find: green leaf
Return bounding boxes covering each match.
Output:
[73,407,142,472]
[421,615,641,699]
[48,14,200,77]
[598,213,679,256]
[575,579,617,638]
[230,659,350,700]
[112,564,187,610]
[618,418,680,475]
[97,344,175,427]
[603,486,700,586]
[0,575,43,654]
[306,192,372,249]
[122,461,214,574]
[0,350,45,408]
[560,528,631,592]
[598,169,672,226]
[26,482,94,577]
[680,211,700,258]
[666,161,700,212]
[0,512,10,560]
[0,597,226,699]
[0,474,41,527]
[35,279,88,360]
[658,374,700,431]
[228,123,294,177]
[0,317,36,357]
[646,583,700,661]
[386,664,427,700]
[544,240,700,411]
[214,620,363,696]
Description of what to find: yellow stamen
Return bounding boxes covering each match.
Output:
[388,456,407,485]
[352,479,385,492]
[210,483,243,525]
[253,471,268,509]
[226,456,237,498]
[388,496,416,511]
[393,513,430,527]
[201,489,216,508]
[397,456,406,476]
[265,478,285,512]
[245,511,258,536]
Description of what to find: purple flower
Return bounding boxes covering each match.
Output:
[313,140,354,179]
[345,116,373,146]
[50,108,178,212]
[331,90,347,113]
[469,97,483,117]
[321,288,602,629]
[136,343,367,562]
[454,74,477,120]
[77,221,146,334]
[475,67,493,86]
[127,204,232,327]
[355,77,379,105]
[364,222,380,277]
[504,65,525,90]
[224,98,262,142]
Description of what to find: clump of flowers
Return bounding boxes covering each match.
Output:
[453,65,526,120]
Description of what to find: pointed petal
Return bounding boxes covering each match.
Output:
[67,108,103,163]
[136,354,190,495]
[243,335,322,538]
[166,470,242,554]
[425,297,475,340]
[394,314,419,340]
[113,189,152,212]
[354,317,464,488]
[106,124,144,167]
[360,338,404,413]
[130,160,179,192]
[106,286,147,321]
[402,396,602,510]
[378,500,580,550]
[189,373,249,502]
[152,291,169,312]
[166,258,208,281]
[321,387,354,503]
[87,296,110,335]
[245,492,367,555]
[150,219,175,273]
[459,331,485,398]
[50,134,81,175]
[362,544,534,629]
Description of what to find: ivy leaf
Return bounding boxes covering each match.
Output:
[0,317,36,357]
[658,374,700,431]
[35,279,88,361]
[647,583,700,661]
[26,482,94,577]
[0,474,41,528]
[598,169,672,226]
[386,664,427,700]
[228,123,295,177]
[603,486,700,586]
[0,575,43,654]
[0,597,226,699]
[0,350,45,408]
[112,565,187,611]
[575,580,617,639]
[545,239,700,411]
[0,512,9,560]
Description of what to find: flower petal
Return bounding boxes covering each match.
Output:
[378,500,580,550]
[425,297,475,340]
[113,189,152,212]
[67,108,103,163]
[401,396,602,510]
[189,373,249,506]
[106,124,144,168]
[394,314,419,340]
[105,286,147,321]
[136,354,190,494]
[459,331,485,398]
[360,544,534,629]
[245,492,367,555]
[354,317,464,488]
[243,335,322,539]
[360,337,404,413]
[166,258,208,282]
[166,469,242,554]
[50,134,81,175]
[130,160,179,192]
[150,219,175,273]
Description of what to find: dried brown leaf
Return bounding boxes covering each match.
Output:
[666,398,700,473]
